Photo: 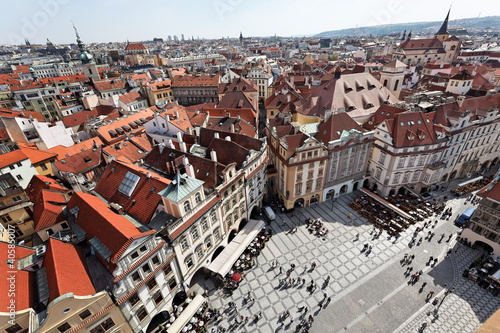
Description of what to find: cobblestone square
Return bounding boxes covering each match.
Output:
[206,191,500,332]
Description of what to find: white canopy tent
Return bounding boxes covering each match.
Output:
[207,219,265,277]
[166,294,205,333]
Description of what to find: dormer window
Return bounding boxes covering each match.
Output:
[195,192,202,205]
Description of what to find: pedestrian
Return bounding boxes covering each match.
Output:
[302,278,306,285]
[323,292,327,299]
[279,266,283,274]
[355,233,359,240]
[327,297,331,304]
[325,275,330,284]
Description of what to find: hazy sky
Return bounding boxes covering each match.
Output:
[2,0,499,45]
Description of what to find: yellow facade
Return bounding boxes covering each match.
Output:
[39,292,133,333]
[33,161,55,176]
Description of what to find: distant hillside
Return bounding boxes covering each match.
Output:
[314,16,500,37]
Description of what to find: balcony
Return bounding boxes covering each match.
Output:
[426,161,446,170]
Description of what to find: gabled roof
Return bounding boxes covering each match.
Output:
[33,190,66,231]
[125,43,148,51]
[0,242,35,312]
[118,91,146,105]
[0,108,45,121]
[315,112,365,143]
[19,147,57,165]
[203,108,256,126]
[66,192,155,268]
[158,173,204,203]
[0,149,29,169]
[61,110,96,128]
[43,238,95,303]
[53,146,102,174]
[26,175,67,202]
[384,111,439,147]
[48,138,103,160]
[94,160,170,224]
[93,79,126,92]
[398,38,444,50]
[217,91,256,111]
[199,127,263,152]
[148,79,172,91]
[363,104,406,130]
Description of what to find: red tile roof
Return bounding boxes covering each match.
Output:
[38,74,88,85]
[125,43,148,51]
[48,138,103,160]
[0,242,35,312]
[118,91,146,105]
[26,175,67,202]
[53,146,103,174]
[33,190,66,231]
[93,79,126,92]
[66,192,156,267]
[148,80,172,91]
[94,160,170,224]
[95,108,154,144]
[0,108,45,121]
[398,38,444,50]
[477,180,500,202]
[315,112,365,143]
[172,75,219,88]
[363,104,407,130]
[385,111,440,147]
[203,108,257,126]
[19,147,57,165]
[61,110,97,128]
[43,238,95,303]
[0,149,29,169]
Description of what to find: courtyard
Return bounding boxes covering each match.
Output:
[206,191,500,333]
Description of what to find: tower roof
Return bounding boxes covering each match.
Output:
[436,8,450,35]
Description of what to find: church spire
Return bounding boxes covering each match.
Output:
[436,7,450,36]
[72,24,94,65]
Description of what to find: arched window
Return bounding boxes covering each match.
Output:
[393,79,399,91]
[184,200,191,213]
[383,79,388,87]
[195,192,202,205]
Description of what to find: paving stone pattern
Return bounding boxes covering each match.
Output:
[206,192,500,333]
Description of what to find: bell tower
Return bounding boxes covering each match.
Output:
[434,8,451,42]
[73,24,100,81]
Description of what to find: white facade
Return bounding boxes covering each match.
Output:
[32,119,75,149]
[0,157,37,189]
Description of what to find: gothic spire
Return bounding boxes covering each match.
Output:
[436,7,451,35]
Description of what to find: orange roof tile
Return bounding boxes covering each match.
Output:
[0,149,29,169]
[43,238,95,302]
[26,175,67,202]
[0,242,35,312]
[19,147,57,165]
[33,190,66,231]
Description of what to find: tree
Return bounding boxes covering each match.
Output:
[328,54,338,61]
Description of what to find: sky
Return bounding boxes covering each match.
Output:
[1,0,499,45]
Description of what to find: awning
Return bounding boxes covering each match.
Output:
[360,188,413,220]
[207,219,265,277]
[458,176,483,188]
[166,294,205,333]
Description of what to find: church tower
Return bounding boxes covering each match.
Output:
[434,8,451,42]
[73,25,100,81]
[380,60,406,99]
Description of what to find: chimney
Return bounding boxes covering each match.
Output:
[176,131,183,142]
[225,136,231,141]
[287,94,291,103]
[335,67,341,79]
[165,114,170,122]
[187,127,192,135]
[174,110,179,118]
[304,76,308,85]
[290,75,294,85]
[180,141,187,152]
[231,124,235,133]
[168,139,175,149]
[440,62,444,69]
[158,142,165,154]
[214,132,219,139]
[210,150,217,162]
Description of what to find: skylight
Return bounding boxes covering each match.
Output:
[118,171,140,197]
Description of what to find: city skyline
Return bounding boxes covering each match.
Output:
[2,0,500,45]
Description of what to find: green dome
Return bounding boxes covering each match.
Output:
[79,51,94,64]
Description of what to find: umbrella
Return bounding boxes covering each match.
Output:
[232,273,242,282]
[479,268,488,273]
[484,263,494,268]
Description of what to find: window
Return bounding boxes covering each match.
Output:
[5,324,22,333]
[180,237,189,251]
[131,252,139,260]
[296,174,302,181]
[153,291,163,305]
[402,173,410,183]
[210,210,217,223]
[184,200,191,213]
[185,256,194,269]
[79,309,92,320]
[196,245,203,259]
[152,255,160,266]
[295,184,302,194]
[1,215,12,223]
[140,245,147,252]
[408,156,415,167]
[412,171,420,182]
[195,192,202,204]
[131,271,140,282]
[191,228,199,241]
[16,175,23,181]
[417,156,425,166]
[393,174,400,184]
[201,218,209,232]
[214,228,221,242]
[9,165,15,170]
[118,172,140,196]
[169,278,177,290]
[40,163,48,171]
[423,173,430,183]
[375,169,382,180]
[308,171,313,179]
[57,322,71,332]
[146,278,157,290]
[379,152,386,165]
[205,236,212,249]
[129,293,140,307]
[397,157,405,169]
[142,264,151,274]
[136,307,148,322]
[306,182,312,192]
